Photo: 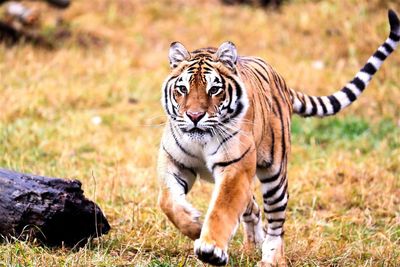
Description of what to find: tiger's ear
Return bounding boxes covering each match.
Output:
[169,42,190,68]
[216,41,238,70]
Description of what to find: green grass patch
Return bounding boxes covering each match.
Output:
[291,116,400,151]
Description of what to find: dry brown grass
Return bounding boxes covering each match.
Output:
[0,0,399,266]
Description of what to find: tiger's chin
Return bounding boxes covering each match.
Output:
[182,127,213,143]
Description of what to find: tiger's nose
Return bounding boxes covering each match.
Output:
[186,111,206,125]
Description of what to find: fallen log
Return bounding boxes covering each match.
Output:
[0,21,54,48]
[0,168,110,247]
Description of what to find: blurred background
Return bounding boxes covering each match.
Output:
[0,0,399,266]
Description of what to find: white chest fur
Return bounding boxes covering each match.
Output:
[161,122,246,182]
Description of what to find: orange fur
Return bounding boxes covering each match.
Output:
[159,10,400,265]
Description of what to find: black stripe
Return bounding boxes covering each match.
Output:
[245,66,265,88]
[269,129,275,167]
[361,62,377,75]
[211,146,251,171]
[267,218,285,224]
[170,124,198,158]
[243,57,267,70]
[173,173,188,194]
[263,174,286,199]
[351,77,366,91]
[202,60,214,68]
[328,95,341,114]
[162,145,196,176]
[266,232,284,237]
[226,84,234,113]
[389,32,400,42]
[257,128,275,169]
[317,97,327,114]
[260,97,287,189]
[186,62,198,69]
[187,61,198,67]
[373,50,387,61]
[308,96,318,116]
[273,96,287,163]
[383,43,394,54]
[341,87,357,102]
[254,68,270,85]
[259,166,281,184]
[210,129,239,155]
[220,83,233,113]
[187,67,197,72]
[264,202,287,213]
[262,157,287,200]
[242,212,253,218]
[299,94,306,114]
[163,79,173,116]
[250,58,271,80]
[169,82,179,117]
[266,182,287,206]
[230,78,243,99]
[222,101,244,123]
[242,201,255,217]
[231,101,244,119]
[272,75,284,101]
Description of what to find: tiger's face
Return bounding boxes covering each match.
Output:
[161,42,248,140]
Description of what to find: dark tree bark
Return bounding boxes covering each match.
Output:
[0,168,110,247]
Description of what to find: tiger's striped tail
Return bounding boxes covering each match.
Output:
[291,9,399,117]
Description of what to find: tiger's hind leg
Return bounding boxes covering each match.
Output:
[242,196,265,250]
[257,164,288,266]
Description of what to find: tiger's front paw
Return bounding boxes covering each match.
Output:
[194,239,228,266]
[175,203,202,240]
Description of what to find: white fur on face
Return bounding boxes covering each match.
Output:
[175,70,192,94]
[205,70,223,95]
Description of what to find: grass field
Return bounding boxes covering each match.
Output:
[0,0,399,266]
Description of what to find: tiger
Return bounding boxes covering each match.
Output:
[157,9,399,266]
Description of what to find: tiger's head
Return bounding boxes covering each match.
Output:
[161,41,248,141]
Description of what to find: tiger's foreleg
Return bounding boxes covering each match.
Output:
[242,196,265,250]
[158,150,201,240]
[257,163,288,266]
[194,149,256,266]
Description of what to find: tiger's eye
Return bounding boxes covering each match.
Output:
[178,86,188,94]
[209,86,220,95]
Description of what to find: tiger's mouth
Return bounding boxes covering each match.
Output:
[182,127,211,135]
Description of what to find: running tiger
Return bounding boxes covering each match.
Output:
[157,10,399,266]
